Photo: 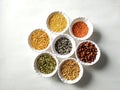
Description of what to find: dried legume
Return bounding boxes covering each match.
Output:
[77,42,97,63]
[72,21,88,38]
[36,53,56,74]
[60,59,80,80]
[48,12,67,32]
[55,37,72,55]
[29,29,50,50]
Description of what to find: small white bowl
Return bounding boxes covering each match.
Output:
[46,11,70,35]
[75,40,101,66]
[28,29,52,53]
[58,58,83,84]
[51,34,76,58]
[34,51,59,77]
[69,17,93,40]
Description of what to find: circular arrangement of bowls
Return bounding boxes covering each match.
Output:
[28,11,101,84]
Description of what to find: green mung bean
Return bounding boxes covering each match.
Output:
[55,37,72,55]
[36,53,56,74]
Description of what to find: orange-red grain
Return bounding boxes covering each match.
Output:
[72,21,88,38]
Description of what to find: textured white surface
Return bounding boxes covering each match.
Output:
[0,0,120,90]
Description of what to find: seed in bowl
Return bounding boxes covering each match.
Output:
[55,37,72,55]
[77,42,97,63]
[48,12,67,32]
[29,29,50,50]
[60,59,80,80]
[35,53,56,74]
[72,21,88,38]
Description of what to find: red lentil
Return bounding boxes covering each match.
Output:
[72,21,88,38]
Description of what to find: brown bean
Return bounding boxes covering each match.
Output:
[77,42,97,63]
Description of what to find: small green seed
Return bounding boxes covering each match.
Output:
[36,53,56,74]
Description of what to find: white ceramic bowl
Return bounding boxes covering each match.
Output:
[58,58,83,84]
[46,11,70,35]
[28,29,52,53]
[51,34,76,58]
[34,51,59,77]
[75,40,101,66]
[69,17,93,40]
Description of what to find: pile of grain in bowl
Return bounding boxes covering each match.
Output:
[47,12,67,33]
[72,21,88,38]
[55,37,72,55]
[60,59,80,80]
[35,53,57,74]
[29,29,50,50]
[77,41,97,63]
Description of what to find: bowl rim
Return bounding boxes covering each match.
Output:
[58,58,84,84]
[28,29,52,53]
[46,11,70,35]
[75,40,101,66]
[51,34,76,58]
[69,17,93,40]
[34,51,59,77]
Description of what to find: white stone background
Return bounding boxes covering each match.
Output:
[0,0,120,90]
